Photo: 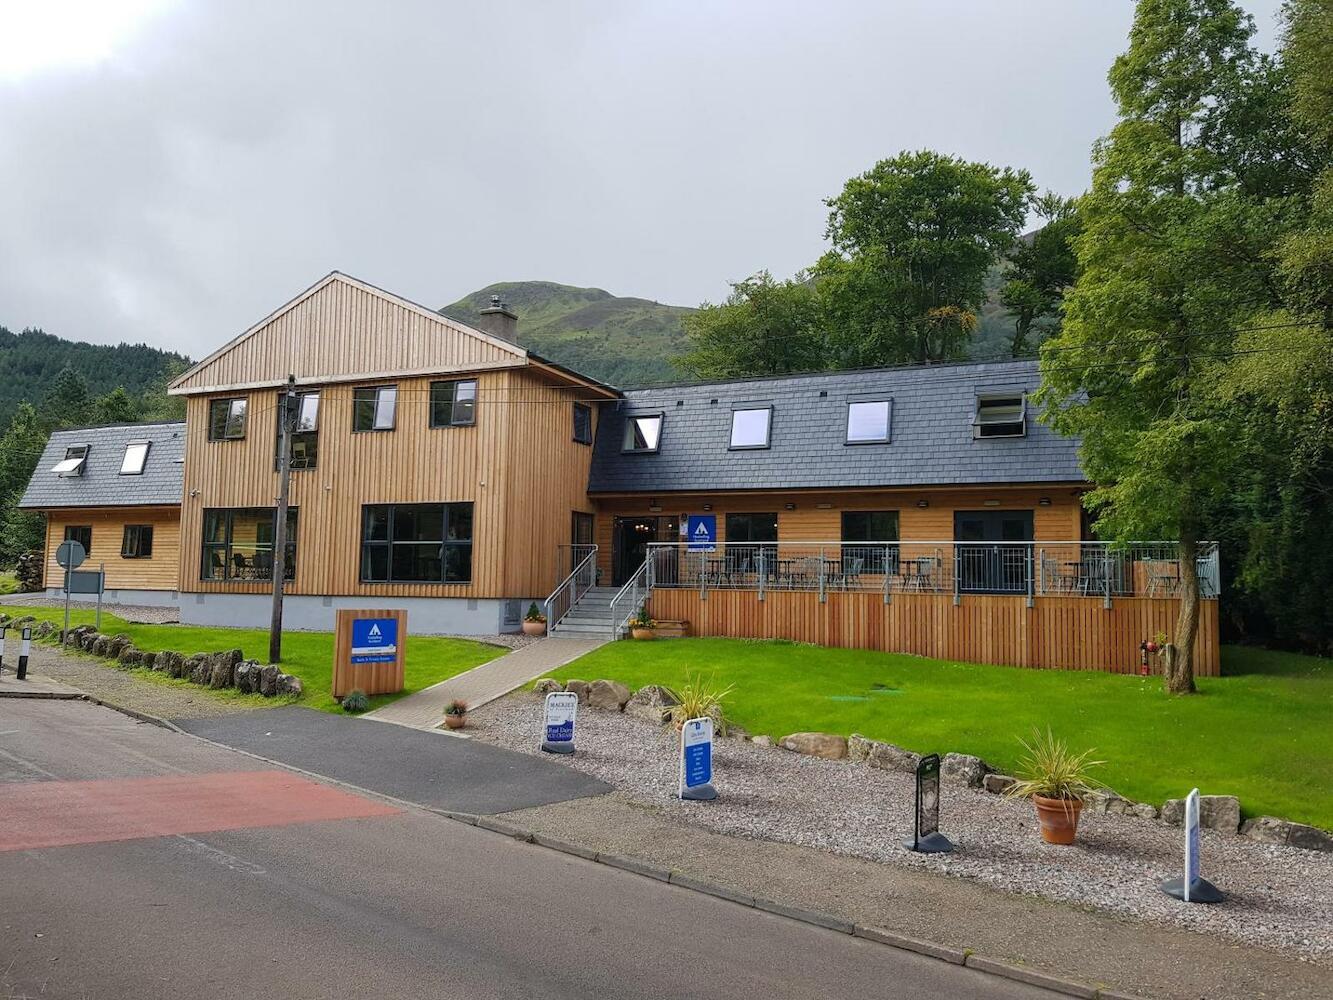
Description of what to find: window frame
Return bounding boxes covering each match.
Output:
[352,384,398,433]
[728,405,773,451]
[275,391,321,470]
[841,510,900,574]
[208,398,248,441]
[63,524,92,555]
[121,524,154,559]
[572,402,593,445]
[972,393,1027,439]
[51,444,89,477]
[621,412,664,454]
[845,399,892,445]
[724,512,778,543]
[199,507,299,582]
[119,440,151,475]
[429,379,478,429]
[359,502,475,585]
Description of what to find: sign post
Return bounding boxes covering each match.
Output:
[17,627,31,680]
[904,753,953,853]
[331,609,406,699]
[541,691,578,754]
[1160,788,1224,903]
[0,625,6,678]
[679,716,717,800]
[55,539,86,643]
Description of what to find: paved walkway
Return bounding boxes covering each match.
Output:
[364,636,606,731]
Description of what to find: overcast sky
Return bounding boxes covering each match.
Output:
[0,0,1285,359]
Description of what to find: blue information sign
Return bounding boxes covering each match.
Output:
[686,514,716,552]
[679,717,717,800]
[350,617,398,665]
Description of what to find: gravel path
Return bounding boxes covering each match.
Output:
[471,691,1333,960]
[2,596,180,624]
[25,644,271,720]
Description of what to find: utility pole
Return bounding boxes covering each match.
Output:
[269,374,297,664]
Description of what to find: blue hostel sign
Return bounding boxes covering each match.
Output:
[350,617,398,665]
[679,717,717,800]
[686,514,716,552]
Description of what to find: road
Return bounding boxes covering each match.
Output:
[0,700,1055,999]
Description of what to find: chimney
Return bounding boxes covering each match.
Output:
[476,293,518,343]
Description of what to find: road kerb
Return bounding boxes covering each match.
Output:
[753,897,855,935]
[596,852,672,881]
[965,955,1100,999]
[475,816,535,841]
[531,832,598,860]
[668,871,756,907]
[852,925,966,965]
[434,810,479,825]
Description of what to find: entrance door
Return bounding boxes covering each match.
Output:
[568,512,595,577]
[613,515,678,585]
[953,510,1034,593]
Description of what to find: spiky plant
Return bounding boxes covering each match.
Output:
[1004,728,1105,802]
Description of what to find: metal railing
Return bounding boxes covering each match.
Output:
[608,546,675,637]
[554,544,597,582]
[544,545,598,632]
[641,540,1219,605]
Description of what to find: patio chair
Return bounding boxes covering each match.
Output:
[1144,559,1181,597]
[831,555,865,591]
[1041,553,1076,594]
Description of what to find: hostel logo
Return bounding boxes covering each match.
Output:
[368,623,382,640]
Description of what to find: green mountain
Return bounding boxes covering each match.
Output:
[440,281,694,387]
[0,326,191,426]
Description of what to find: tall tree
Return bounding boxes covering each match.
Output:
[1039,0,1267,694]
[814,150,1034,366]
[40,365,92,427]
[91,387,140,425]
[676,271,827,379]
[0,403,48,565]
[999,193,1082,356]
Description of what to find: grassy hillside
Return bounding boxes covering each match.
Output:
[440,281,694,387]
[0,326,191,425]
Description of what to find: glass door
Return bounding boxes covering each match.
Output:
[953,510,1033,593]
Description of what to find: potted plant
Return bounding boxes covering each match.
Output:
[443,699,468,730]
[629,604,655,640]
[1005,728,1104,845]
[522,603,547,636]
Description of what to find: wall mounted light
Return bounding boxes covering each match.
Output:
[983,499,1001,507]
[648,505,662,513]
[784,503,796,510]
[1039,496,1052,506]
[816,503,833,510]
[916,500,929,508]
[702,503,712,511]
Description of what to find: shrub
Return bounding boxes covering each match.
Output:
[667,672,735,733]
[1005,728,1104,802]
[524,603,546,622]
[342,689,369,713]
[444,698,468,717]
[630,604,654,629]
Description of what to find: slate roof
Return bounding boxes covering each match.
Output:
[19,421,186,509]
[587,359,1084,493]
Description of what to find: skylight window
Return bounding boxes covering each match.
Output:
[729,406,772,449]
[846,400,891,444]
[622,413,663,453]
[51,444,89,477]
[120,441,150,475]
[973,393,1027,438]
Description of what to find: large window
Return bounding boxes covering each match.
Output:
[729,407,772,449]
[360,503,474,584]
[842,510,899,573]
[353,385,398,432]
[725,512,777,543]
[846,400,891,444]
[208,398,247,441]
[573,402,593,445]
[51,444,89,477]
[121,524,154,559]
[622,413,662,453]
[973,393,1027,438]
[120,441,150,475]
[201,507,298,581]
[275,392,320,470]
[430,380,478,428]
[63,524,92,555]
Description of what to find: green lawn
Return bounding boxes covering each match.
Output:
[553,639,1333,829]
[3,605,504,714]
[0,572,18,596]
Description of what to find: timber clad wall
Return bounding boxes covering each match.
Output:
[44,507,181,593]
[648,590,1221,676]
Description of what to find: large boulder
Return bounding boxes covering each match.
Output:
[848,733,921,773]
[207,652,235,689]
[187,654,211,685]
[983,773,1017,794]
[778,732,848,760]
[33,620,55,639]
[117,645,143,667]
[941,752,991,788]
[165,652,187,679]
[532,678,563,695]
[279,674,303,698]
[587,679,632,711]
[1161,798,1185,825]
[259,664,280,697]
[1199,795,1241,834]
[625,684,679,724]
[563,679,591,704]
[90,637,111,657]
[234,661,256,693]
[81,631,102,651]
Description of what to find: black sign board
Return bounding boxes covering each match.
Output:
[66,570,104,595]
[904,753,954,853]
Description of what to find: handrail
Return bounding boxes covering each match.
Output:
[608,551,655,638]
[544,544,598,633]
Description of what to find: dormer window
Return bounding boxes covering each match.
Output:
[973,393,1027,438]
[51,445,89,477]
[622,413,663,453]
[120,441,150,475]
[729,406,772,450]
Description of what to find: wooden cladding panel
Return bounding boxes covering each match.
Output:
[172,275,524,394]
[647,590,1220,676]
[43,507,181,592]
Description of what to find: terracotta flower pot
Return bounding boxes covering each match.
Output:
[1032,795,1083,845]
[630,626,656,640]
[443,713,466,730]
[522,620,547,636]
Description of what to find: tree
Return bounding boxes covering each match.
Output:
[91,387,140,425]
[814,150,1034,366]
[0,403,48,565]
[676,271,828,379]
[999,193,1082,356]
[40,365,92,427]
[1038,0,1268,694]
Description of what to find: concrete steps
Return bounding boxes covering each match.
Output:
[549,587,624,637]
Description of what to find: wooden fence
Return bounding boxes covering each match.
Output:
[646,590,1220,676]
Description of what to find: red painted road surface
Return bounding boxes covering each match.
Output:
[0,769,400,852]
